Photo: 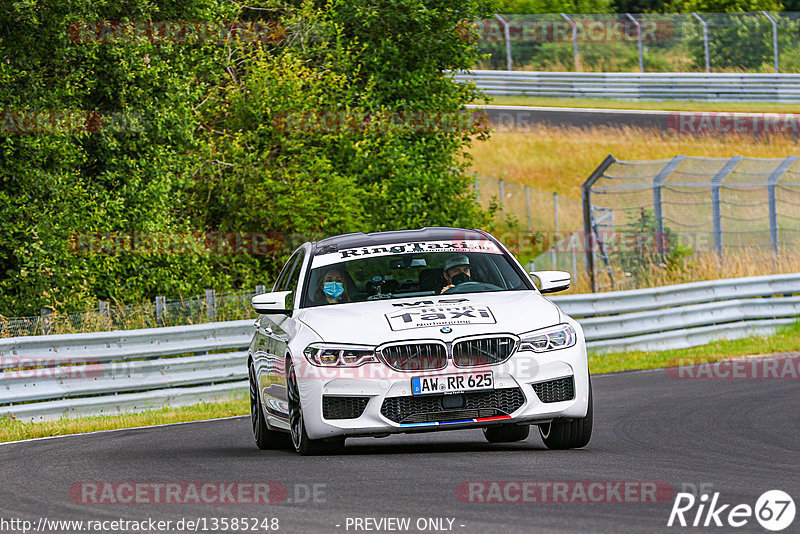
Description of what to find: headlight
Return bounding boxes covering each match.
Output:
[303,343,378,367]
[519,324,577,353]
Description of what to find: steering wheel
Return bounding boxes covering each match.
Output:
[442,281,502,294]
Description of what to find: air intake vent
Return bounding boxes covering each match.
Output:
[532,377,575,403]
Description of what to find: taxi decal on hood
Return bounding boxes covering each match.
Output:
[385,304,496,331]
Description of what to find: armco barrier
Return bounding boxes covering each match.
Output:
[454,70,800,102]
[1,274,798,421]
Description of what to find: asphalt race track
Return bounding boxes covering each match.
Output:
[471,105,800,136]
[1,367,798,534]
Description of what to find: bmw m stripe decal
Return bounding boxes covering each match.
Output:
[398,415,511,427]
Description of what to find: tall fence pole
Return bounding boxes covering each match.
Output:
[692,13,710,73]
[525,185,531,231]
[494,14,513,71]
[761,11,780,73]
[499,178,505,212]
[767,156,798,256]
[711,156,743,257]
[552,193,559,270]
[474,174,480,202]
[560,13,580,72]
[626,13,644,72]
[155,296,166,325]
[582,155,617,293]
[652,156,686,254]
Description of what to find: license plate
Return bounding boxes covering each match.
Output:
[411,371,493,395]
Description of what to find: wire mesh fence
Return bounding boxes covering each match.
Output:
[0,289,263,338]
[476,12,800,73]
[583,155,800,291]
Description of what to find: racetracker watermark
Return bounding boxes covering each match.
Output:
[69,20,285,44]
[667,112,800,135]
[456,481,674,503]
[1,110,102,134]
[0,356,105,381]
[69,232,288,255]
[69,482,326,505]
[667,355,800,380]
[474,18,675,43]
[272,110,489,134]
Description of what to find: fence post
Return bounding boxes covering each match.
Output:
[499,178,505,211]
[155,296,166,325]
[40,307,53,335]
[767,156,798,256]
[560,13,580,72]
[255,285,266,295]
[205,289,217,320]
[582,155,617,293]
[552,193,559,270]
[761,11,780,73]
[711,156,743,257]
[494,14,513,70]
[652,156,686,254]
[626,13,644,72]
[474,174,480,203]
[525,185,531,231]
[692,13,710,73]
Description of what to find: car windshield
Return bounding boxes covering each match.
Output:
[302,241,530,307]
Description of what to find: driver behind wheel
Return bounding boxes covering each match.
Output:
[440,254,472,293]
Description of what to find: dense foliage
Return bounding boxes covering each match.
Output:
[0,0,493,315]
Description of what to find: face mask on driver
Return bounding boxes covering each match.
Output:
[451,272,471,285]
[323,281,345,299]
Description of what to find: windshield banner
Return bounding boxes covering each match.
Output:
[312,240,503,268]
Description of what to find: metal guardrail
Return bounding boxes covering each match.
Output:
[455,70,800,102]
[0,320,252,421]
[1,274,797,421]
[550,273,800,352]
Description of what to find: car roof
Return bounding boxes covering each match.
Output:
[311,227,492,255]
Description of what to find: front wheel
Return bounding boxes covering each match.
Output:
[539,378,593,450]
[249,362,290,450]
[287,360,345,456]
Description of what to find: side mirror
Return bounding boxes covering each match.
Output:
[530,271,571,294]
[252,291,293,315]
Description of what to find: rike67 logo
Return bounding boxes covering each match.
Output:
[668,490,795,531]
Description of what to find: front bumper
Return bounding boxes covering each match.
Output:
[294,338,590,440]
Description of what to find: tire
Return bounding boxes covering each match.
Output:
[287,359,345,456]
[249,362,290,450]
[539,378,593,450]
[483,424,530,443]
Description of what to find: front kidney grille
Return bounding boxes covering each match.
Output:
[452,336,517,367]
[378,342,448,371]
[532,376,575,403]
[380,387,525,424]
[322,396,370,420]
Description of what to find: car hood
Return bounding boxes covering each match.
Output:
[295,290,562,345]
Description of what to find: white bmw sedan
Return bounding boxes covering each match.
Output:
[248,227,592,455]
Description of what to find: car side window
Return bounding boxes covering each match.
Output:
[273,250,301,292]
[282,248,306,303]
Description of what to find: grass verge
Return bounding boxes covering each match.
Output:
[489,96,800,114]
[2,321,798,443]
[589,320,800,374]
[0,395,249,444]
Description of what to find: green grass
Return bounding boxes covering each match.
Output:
[589,320,800,374]
[2,321,798,444]
[489,96,800,113]
[0,394,249,444]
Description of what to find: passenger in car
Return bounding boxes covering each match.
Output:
[316,268,352,305]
